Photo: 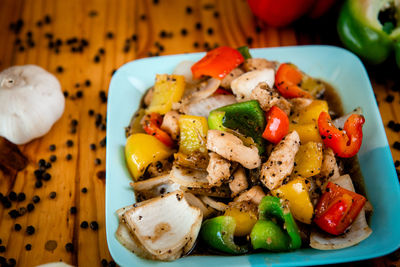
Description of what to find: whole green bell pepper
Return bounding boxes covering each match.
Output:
[250,196,302,251]
[200,216,248,254]
[208,100,266,154]
[337,0,400,67]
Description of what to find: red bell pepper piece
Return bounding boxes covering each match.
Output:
[318,112,365,158]
[262,106,289,144]
[213,88,233,95]
[191,46,244,80]
[142,113,174,148]
[275,63,312,99]
[314,182,366,235]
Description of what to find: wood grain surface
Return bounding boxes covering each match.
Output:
[0,0,399,266]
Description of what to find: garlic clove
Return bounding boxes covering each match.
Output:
[0,65,65,145]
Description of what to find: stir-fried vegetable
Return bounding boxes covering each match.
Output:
[314,182,366,235]
[191,46,244,80]
[262,106,289,144]
[125,133,172,180]
[146,74,185,115]
[178,115,208,155]
[208,100,266,154]
[318,112,365,158]
[251,196,302,251]
[275,63,312,99]
[143,113,174,147]
[200,216,248,254]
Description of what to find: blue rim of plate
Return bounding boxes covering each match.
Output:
[106,45,400,267]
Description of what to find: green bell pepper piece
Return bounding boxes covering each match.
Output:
[208,100,266,154]
[237,46,252,60]
[337,0,400,67]
[250,196,301,251]
[200,216,248,254]
[250,220,291,251]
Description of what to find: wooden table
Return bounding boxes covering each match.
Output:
[0,0,398,266]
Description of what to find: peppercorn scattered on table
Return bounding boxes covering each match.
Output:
[0,0,399,266]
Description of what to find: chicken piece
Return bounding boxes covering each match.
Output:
[231,68,275,102]
[289,98,313,115]
[160,110,180,140]
[206,152,231,186]
[234,186,265,205]
[206,130,261,169]
[320,147,340,179]
[243,58,277,72]
[260,131,301,190]
[220,68,244,89]
[229,166,248,197]
[144,87,154,107]
[251,82,291,115]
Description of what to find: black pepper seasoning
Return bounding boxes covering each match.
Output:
[106,32,114,39]
[90,144,97,150]
[26,225,35,235]
[50,155,57,162]
[8,210,20,219]
[8,258,16,267]
[49,192,57,199]
[90,221,99,231]
[35,180,43,188]
[66,154,72,161]
[27,203,35,212]
[49,144,56,151]
[108,261,116,267]
[101,259,108,267]
[56,66,64,73]
[95,158,102,165]
[85,80,91,87]
[9,191,17,201]
[42,173,51,181]
[0,246,5,253]
[25,244,32,251]
[88,109,95,116]
[66,140,74,147]
[80,221,89,229]
[207,28,214,35]
[70,206,77,214]
[17,193,26,202]
[186,6,193,14]
[14,224,22,231]
[65,242,74,252]
[81,187,88,193]
[32,195,40,203]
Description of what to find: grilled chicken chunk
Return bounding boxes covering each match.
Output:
[234,186,265,205]
[220,68,244,89]
[206,130,261,169]
[160,111,180,140]
[260,131,300,190]
[251,82,291,115]
[206,152,231,186]
[229,166,248,197]
[320,148,340,179]
[242,58,277,72]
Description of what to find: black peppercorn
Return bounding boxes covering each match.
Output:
[90,221,99,231]
[50,155,57,162]
[95,158,102,165]
[32,195,40,203]
[80,221,89,229]
[56,66,64,73]
[66,154,72,160]
[27,203,35,212]
[70,206,77,214]
[88,109,95,116]
[94,55,100,63]
[106,32,114,39]
[8,209,20,219]
[101,259,108,267]
[108,260,116,267]
[76,91,83,98]
[186,6,192,14]
[14,224,22,231]
[0,246,5,253]
[90,144,97,150]
[9,191,17,201]
[49,144,56,151]
[35,180,43,188]
[25,244,32,251]
[49,192,57,199]
[81,187,88,193]
[65,242,74,252]
[26,225,35,235]
[42,173,51,181]
[17,192,26,202]
[8,258,16,267]
[85,80,91,87]
[66,140,74,147]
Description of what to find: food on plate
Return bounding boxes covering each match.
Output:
[117,46,371,261]
[0,65,65,145]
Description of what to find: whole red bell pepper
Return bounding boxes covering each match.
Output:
[275,63,312,99]
[191,46,244,80]
[318,112,365,158]
[247,0,337,27]
[262,106,289,144]
[142,112,174,148]
[314,182,366,235]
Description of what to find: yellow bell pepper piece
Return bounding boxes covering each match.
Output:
[146,74,185,115]
[292,100,329,124]
[125,133,172,180]
[289,123,322,143]
[292,141,323,178]
[271,178,314,224]
[179,115,208,155]
[224,204,258,236]
[127,108,146,135]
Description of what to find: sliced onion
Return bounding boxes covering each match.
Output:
[184,95,237,117]
[310,174,372,250]
[173,60,196,84]
[199,195,227,211]
[169,164,209,188]
[332,107,363,129]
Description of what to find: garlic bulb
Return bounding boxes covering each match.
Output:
[0,65,65,145]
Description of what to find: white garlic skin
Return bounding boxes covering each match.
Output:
[0,65,65,145]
